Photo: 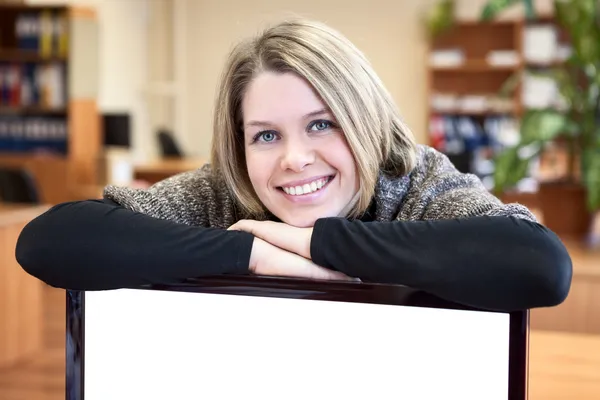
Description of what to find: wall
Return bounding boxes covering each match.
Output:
[183,0,438,157]
[144,0,178,159]
[26,0,151,160]
[181,0,560,158]
[25,0,558,160]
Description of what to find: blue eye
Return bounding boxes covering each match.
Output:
[309,120,333,131]
[253,130,278,143]
[261,132,276,142]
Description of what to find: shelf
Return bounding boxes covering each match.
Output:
[526,14,558,25]
[431,108,516,116]
[0,152,67,162]
[0,49,67,63]
[526,61,564,68]
[431,60,520,73]
[450,19,519,27]
[0,4,67,12]
[0,106,67,116]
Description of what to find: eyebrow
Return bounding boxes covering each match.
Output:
[244,108,330,128]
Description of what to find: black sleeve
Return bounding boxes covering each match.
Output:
[16,198,254,291]
[310,216,573,311]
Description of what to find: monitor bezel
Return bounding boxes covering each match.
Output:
[66,275,529,400]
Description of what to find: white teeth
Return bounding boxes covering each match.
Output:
[282,177,330,196]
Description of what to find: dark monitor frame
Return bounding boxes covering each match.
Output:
[66,276,529,400]
[102,113,131,148]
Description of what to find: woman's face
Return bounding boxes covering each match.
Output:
[242,72,359,228]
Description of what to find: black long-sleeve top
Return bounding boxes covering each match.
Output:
[15,197,572,312]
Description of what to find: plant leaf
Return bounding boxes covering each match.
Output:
[493,147,534,192]
[581,146,600,211]
[519,109,573,144]
[497,70,523,98]
[424,0,455,38]
[523,0,536,19]
[528,67,585,112]
[555,0,578,28]
[493,109,574,193]
[555,0,600,65]
[481,0,535,21]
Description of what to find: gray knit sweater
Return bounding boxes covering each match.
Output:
[104,145,536,227]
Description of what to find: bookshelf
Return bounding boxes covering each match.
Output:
[427,16,568,207]
[0,3,100,204]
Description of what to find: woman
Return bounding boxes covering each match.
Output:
[16,19,571,312]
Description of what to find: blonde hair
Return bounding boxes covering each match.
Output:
[211,18,417,219]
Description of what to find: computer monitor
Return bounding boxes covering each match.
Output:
[102,113,131,148]
[66,276,528,400]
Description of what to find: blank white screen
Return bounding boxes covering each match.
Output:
[84,288,510,400]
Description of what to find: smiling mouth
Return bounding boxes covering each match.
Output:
[278,175,335,196]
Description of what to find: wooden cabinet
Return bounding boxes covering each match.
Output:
[0,204,49,368]
[531,239,600,335]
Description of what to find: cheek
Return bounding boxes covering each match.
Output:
[245,152,273,194]
[323,137,357,180]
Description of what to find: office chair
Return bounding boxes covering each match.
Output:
[157,129,184,158]
[0,168,40,204]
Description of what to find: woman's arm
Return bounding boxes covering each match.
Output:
[311,147,572,312]
[310,215,572,312]
[16,198,254,290]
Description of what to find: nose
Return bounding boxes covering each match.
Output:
[279,136,316,172]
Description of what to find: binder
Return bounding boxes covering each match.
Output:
[40,10,54,59]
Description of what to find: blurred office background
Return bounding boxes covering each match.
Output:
[0,0,598,399]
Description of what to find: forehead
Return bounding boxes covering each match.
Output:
[242,72,328,122]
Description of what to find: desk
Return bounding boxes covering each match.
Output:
[133,157,207,185]
[0,204,49,368]
[529,330,600,400]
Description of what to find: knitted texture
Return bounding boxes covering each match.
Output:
[104,145,536,228]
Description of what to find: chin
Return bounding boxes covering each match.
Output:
[276,208,340,228]
[280,216,318,228]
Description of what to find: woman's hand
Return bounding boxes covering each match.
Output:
[249,237,352,281]
[229,220,312,259]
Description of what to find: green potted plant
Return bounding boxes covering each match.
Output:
[426,0,600,238]
[483,0,600,238]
